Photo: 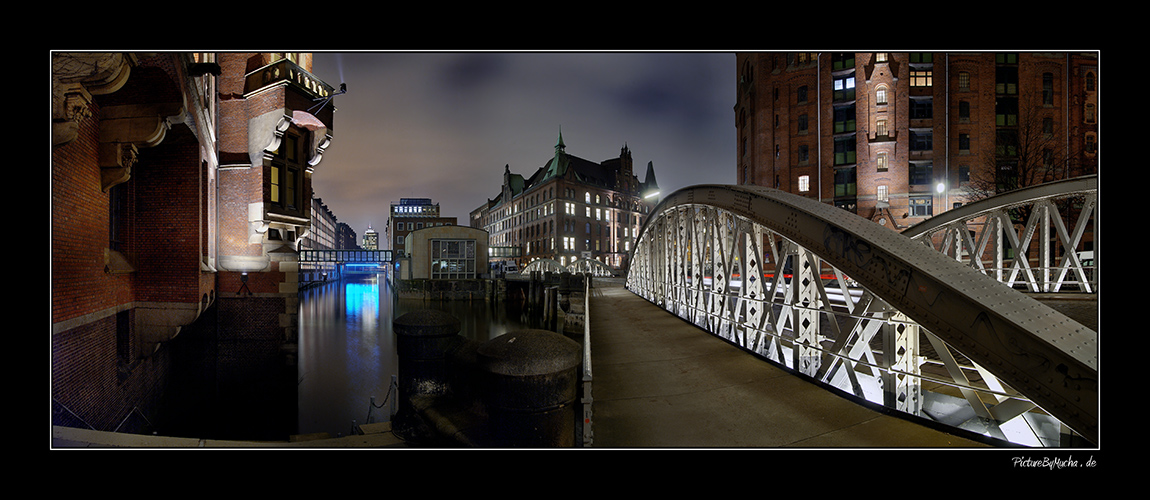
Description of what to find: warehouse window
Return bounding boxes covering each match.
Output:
[430,239,476,280]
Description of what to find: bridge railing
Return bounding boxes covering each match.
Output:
[580,275,593,446]
[626,185,1097,446]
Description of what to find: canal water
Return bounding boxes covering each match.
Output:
[296,273,539,437]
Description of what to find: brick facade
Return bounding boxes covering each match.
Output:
[52,52,336,439]
[735,52,1099,233]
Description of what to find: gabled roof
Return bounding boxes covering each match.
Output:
[486,129,654,208]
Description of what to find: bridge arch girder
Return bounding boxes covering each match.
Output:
[522,258,566,274]
[627,184,1097,445]
[569,258,616,276]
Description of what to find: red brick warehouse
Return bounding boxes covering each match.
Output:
[734,52,1098,255]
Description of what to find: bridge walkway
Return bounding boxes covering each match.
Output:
[586,279,993,448]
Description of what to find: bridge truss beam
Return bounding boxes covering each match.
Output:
[903,175,1097,294]
[626,184,1098,446]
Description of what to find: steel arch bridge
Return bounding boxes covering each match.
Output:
[625,184,1098,446]
[902,175,1097,294]
[522,258,566,274]
[523,258,617,277]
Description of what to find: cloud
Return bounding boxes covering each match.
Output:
[309,51,735,239]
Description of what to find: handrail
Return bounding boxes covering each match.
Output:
[581,275,594,446]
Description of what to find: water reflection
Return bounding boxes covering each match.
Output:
[297,274,539,436]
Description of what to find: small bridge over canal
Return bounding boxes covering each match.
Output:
[624,176,1098,447]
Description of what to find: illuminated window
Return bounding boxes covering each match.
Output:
[875,85,888,105]
[910,69,932,87]
[877,153,888,172]
[877,185,888,203]
[798,175,810,192]
[270,165,280,203]
[270,133,302,211]
[833,74,855,101]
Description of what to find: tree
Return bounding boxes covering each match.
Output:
[962,105,1073,205]
[961,105,1090,265]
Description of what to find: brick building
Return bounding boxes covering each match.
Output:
[51,52,339,439]
[388,198,457,257]
[470,131,660,271]
[336,222,360,250]
[734,52,1098,232]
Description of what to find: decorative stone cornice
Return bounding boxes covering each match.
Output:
[53,53,186,191]
[99,142,139,192]
[52,53,135,148]
[52,83,93,147]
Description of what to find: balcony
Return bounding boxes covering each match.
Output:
[244,58,336,102]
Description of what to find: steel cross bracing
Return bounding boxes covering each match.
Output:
[523,258,616,277]
[626,184,1098,446]
[902,175,1097,294]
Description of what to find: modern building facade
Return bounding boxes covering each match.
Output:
[389,198,457,257]
[51,52,339,439]
[470,131,660,271]
[734,51,1098,231]
[301,196,340,282]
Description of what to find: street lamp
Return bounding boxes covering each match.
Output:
[936,182,947,215]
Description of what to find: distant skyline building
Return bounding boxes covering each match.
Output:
[734,51,1098,232]
[470,130,660,271]
[388,198,457,257]
[362,225,379,250]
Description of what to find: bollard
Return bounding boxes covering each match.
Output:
[477,329,582,447]
[392,309,461,435]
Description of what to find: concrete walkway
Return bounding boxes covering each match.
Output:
[586,280,991,448]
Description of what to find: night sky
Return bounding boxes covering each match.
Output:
[307,51,737,240]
